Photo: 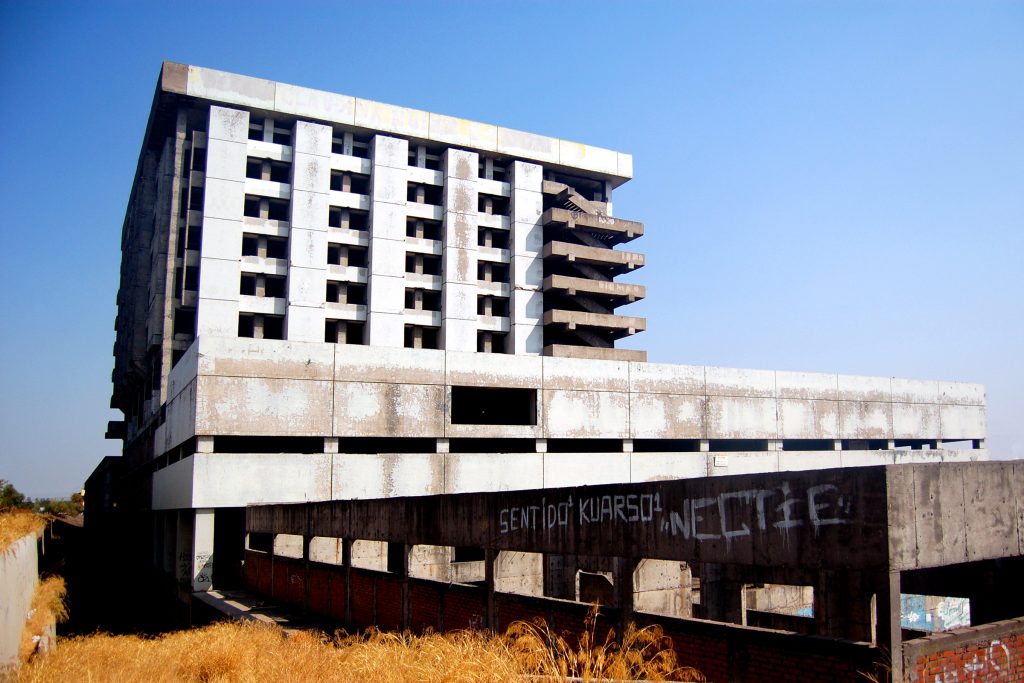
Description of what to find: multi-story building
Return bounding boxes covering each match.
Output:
[95,63,987,612]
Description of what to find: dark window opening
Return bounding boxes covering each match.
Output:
[476,296,509,317]
[191,147,206,172]
[248,121,264,142]
[325,319,366,345]
[240,274,256,296]
[708,439,770,452]
[267,198,290,221]
[183,266,199,291]
[632,439,703,453]
[174,266,184,299]
[351,140,370,159]
[478,229,510,250]
[477,262,509,283]
[337,438,436,454]
[248,532,273,553]
[404,325,439,349]
[546,439,623,453]
[214,436,324,454]
[266,236,288,260]
[262,315,284,339]
[387,543,406,574]
[242,235,259,256]
[404,288,440,311]
[189,186,204,211]
[453,546,485,563]
[448,438,535,454]
[782,439,839,452]
[272,127,291,146]
[238,313,255,338]
[244,195,261,218]
[476,331,508,354]
[478,194,509,216]
[450,386,537,426]
[269,161,290,184]
[264,276,286,298]
[186,226,202,250]
[245,158,262,179]
[172,308,195,336]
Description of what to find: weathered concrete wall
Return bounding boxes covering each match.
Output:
[178,337,985,444]
[902,616,1024,682]
[1,533,38,670]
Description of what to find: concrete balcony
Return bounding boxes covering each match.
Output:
[543,240,644,274]
[543,274,645,305]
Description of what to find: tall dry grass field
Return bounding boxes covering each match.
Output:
[19,607,704,682]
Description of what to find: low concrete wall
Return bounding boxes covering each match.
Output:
[902,616,1024,682]
[244,550,882,683]
[1,533,39,670]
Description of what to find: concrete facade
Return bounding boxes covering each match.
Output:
[97,63,987,619]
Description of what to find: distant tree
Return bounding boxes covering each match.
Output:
[33,493,84,516]
[0,480,27,510]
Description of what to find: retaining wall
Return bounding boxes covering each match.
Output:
[1,533,39,670]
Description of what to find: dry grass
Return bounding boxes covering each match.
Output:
[19,576,67,663]
[19,606,703,682]
[0,511,45,552]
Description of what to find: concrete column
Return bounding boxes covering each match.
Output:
[874,570,902,682]
[395,543,411,631]
[192,508,215,592]
[367,135,409,347]
[196,436,214,453]
[441,148,480,352]
[614,557,635,630]
[286,121,331,342]
[342,538,353,626]
[175,511,191,587]
[509,161,544,354]
[815,570,874,642]
[196,106,248,338]
[484,549,496,632]
[700,563,746,625]
[543,554,578,599]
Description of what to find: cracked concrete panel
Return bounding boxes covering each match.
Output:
[445,452,544,493]
[543,389,629,438]
[198,337,334,380]
[778,398,839,440]
[370,165,408,205]
[356,100,429,140]
[837,374,891,402]
[291,190,329,231]
[430,113,497,152]
[279,88,354,129]
[288,227,328,269]
[707,396,778,439]
[543,452,631,488]
[938,404,987,440]
[775,370,838,401]
[202,177,245,221]
[152,456,195,510]
[629,362,704,396]
[777,451,842,472]
[629,393,705,439]
[557,140,618,175]
[445,351,542,388]
[893,403,940,439]
[197,375,333,436]
[188,66,275,109]
[939,381,986,406]
[497,128,559,164]
[838,401,894,439]
[205,139,247,181]
[445,178,477,214]
[207,105,251,143]
[192,453,332,507]
[200,217,243,261]
[706,366,776,398]
[331,452,443,499]
[630,452,707,482]
[333,382,445,437]
[891,378,941,405]
[543,356,629,392]
[291,153,330,193]
[287,266,326,308]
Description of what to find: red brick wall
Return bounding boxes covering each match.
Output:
[904,617,1024,682]
[242,551,881,682]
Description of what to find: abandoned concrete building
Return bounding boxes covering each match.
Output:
[92,63,999,672]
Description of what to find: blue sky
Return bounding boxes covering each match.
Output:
[0,1,1020,498]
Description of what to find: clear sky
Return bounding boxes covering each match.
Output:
[0,1,1020,498]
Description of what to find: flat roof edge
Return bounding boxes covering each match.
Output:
[157,61,633,182]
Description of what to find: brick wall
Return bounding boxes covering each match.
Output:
[903,616,1024,682]
[243,550,882,682]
